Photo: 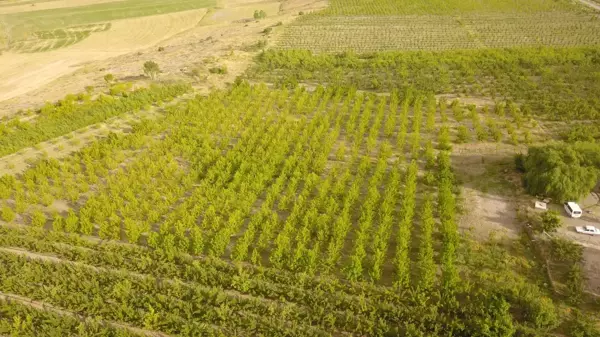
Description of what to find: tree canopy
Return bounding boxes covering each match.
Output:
[143,61,160,80]
[523,142,600,201]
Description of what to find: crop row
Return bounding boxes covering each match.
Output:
[251,48,600,121]
[0,82,190,158]
[0,85,529,284]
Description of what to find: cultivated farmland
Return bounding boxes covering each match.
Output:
[276,0,600,52]
[0,0,599,335]
[0,81,578,336]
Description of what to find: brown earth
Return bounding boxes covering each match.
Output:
[0,0,326,116]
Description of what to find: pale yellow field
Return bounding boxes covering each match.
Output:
[0,8,207,102]
[0,0,326,115]
[200,1,280,25]
[0,0,124,14]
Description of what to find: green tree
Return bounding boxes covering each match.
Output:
[103,73,114,84]
[539,210,562,233]
[65,210,79,233]
[1,204,15,222]
[457,125,470,143]
[253,9,267,19]
[523,142,600,201]
[30,210,46,227]
[143,61,160,80]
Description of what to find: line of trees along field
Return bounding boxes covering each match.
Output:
[249,47,600,121]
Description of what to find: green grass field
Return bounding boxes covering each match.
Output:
[0,0,215,52]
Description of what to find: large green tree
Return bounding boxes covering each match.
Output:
[523,142,600,201]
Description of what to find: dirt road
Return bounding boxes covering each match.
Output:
[577,0,600,11]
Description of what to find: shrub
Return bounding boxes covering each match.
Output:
[539,210,562,233]
[456,125,470,143]
[103,73,114,84]
[550,237,583,263]
[143,61,160,80]
[263,27,273,34]
[209,66,228,74]
[438,126,452,150]
[253,10,267,19]
[1,205,15,222]
[568,309,600,337]
[30,210,46,227]
[566,264,585,305]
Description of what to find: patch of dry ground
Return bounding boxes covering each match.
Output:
[453,141,600,296]
[582,248,600,294]
[0,0,325,115]
[0,0,123,14]
[453,143,522,240]
[545,199,600,295]
[280,0,327,12]
[0,8,207,105]
[460,187,519,240]
[435,94,495,107]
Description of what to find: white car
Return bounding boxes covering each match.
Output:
[575,226,600,235]
[564,202,583,218]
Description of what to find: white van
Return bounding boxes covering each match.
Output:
[564,202,583,218]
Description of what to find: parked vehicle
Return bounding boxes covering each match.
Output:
[564,202,583,218]
[575,225,600,235]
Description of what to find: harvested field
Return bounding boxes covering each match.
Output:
[0,0,124,14]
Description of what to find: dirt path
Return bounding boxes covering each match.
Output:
[577,0,600,11]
